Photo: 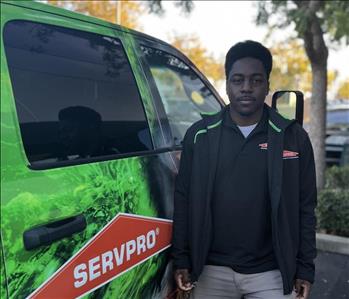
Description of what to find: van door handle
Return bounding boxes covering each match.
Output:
[23,214,87,250]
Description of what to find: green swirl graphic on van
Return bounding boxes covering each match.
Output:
[2,158,167,298]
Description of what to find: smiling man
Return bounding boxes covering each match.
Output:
[172,41,317,299]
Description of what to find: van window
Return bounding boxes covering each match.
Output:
[3,21,152,168]
[141,46,221,144]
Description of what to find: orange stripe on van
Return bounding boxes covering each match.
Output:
[27,214,173,299]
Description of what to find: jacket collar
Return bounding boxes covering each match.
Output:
[200,106,227,128]
[266,104,296,132]
[201,103,295,132]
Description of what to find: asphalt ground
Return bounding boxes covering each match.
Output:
[309,250,349,298]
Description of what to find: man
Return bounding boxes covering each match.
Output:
[172,41,317,299]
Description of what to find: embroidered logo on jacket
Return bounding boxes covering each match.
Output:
[258,143,299,159]
[282,150,299,159]
[259,143,268,150]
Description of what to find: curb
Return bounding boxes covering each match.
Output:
[316,233,349,255]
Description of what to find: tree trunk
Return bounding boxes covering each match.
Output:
[309,63,327,189]
[300,0,328,190]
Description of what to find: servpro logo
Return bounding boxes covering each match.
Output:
[27,214,172,299]
[73,229,158,288]
[258,143,299,159]
[282,150,299,159]
[259,143,268,150]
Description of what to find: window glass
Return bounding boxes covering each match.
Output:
[4,21,152,168]
[141,46,221,144]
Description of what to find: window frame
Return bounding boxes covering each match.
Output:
[136,39,225,148]
[3,20,157,170]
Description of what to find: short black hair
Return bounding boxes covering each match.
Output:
[225,40,272,79]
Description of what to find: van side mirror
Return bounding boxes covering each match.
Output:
[272,90,304,126]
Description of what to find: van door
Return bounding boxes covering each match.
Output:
[1,2,173,298]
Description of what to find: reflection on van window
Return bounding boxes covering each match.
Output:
[4,21,153,167]
[141,46,221,144]
[58,106,120,160]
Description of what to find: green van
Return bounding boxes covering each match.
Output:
[0,1,224,298]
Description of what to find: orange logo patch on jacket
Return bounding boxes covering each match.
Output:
[259,143,268,150]
[282,150,299,159]
[258,143,299,159]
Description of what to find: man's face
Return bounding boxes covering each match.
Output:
[226,57,269,117]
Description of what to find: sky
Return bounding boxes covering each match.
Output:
[138,0,349,95]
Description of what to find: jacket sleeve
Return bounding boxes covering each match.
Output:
[171,130,193,270]
[296,132,317,283]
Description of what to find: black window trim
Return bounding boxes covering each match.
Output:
[134,39,175,149]
[28,145,182,171]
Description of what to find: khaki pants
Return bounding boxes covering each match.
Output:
[191,265,295,299]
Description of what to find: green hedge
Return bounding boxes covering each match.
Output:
[317,166,349,237]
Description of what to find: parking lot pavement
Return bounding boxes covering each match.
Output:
[309,250,349,298]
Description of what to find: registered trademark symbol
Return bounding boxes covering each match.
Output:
[156,227,160,235]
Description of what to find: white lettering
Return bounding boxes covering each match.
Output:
[136,235,146,255]
[73,229,159,288]
[88,256,101,281]
[101,251,114,274]
[74,263,87,288]
[113,244,125,266]
[147,230,156,249]
[126,239,136,261]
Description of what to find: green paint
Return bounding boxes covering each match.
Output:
[268,120,282,133]
[1,2,169,298]
[2,157,163,298]
[1,238,8,299]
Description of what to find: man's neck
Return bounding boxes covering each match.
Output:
[229,105,264,126]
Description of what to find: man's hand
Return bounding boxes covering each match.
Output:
[174,269,194,291]
[294,279,311,299]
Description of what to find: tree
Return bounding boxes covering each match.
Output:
[270,40,312,94]
[170,34,224,85]
[47,0,144,29]
[47,0,194,29]
[336,79,349,99]
[145,0,194,15]
[270,40,337,122]
[271,40,337,93]
[257,1,349,189]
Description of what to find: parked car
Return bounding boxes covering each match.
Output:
[326,108,349,166]
[0,1,224,298]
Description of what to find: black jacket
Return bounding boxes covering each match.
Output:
[172,105,317,295]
